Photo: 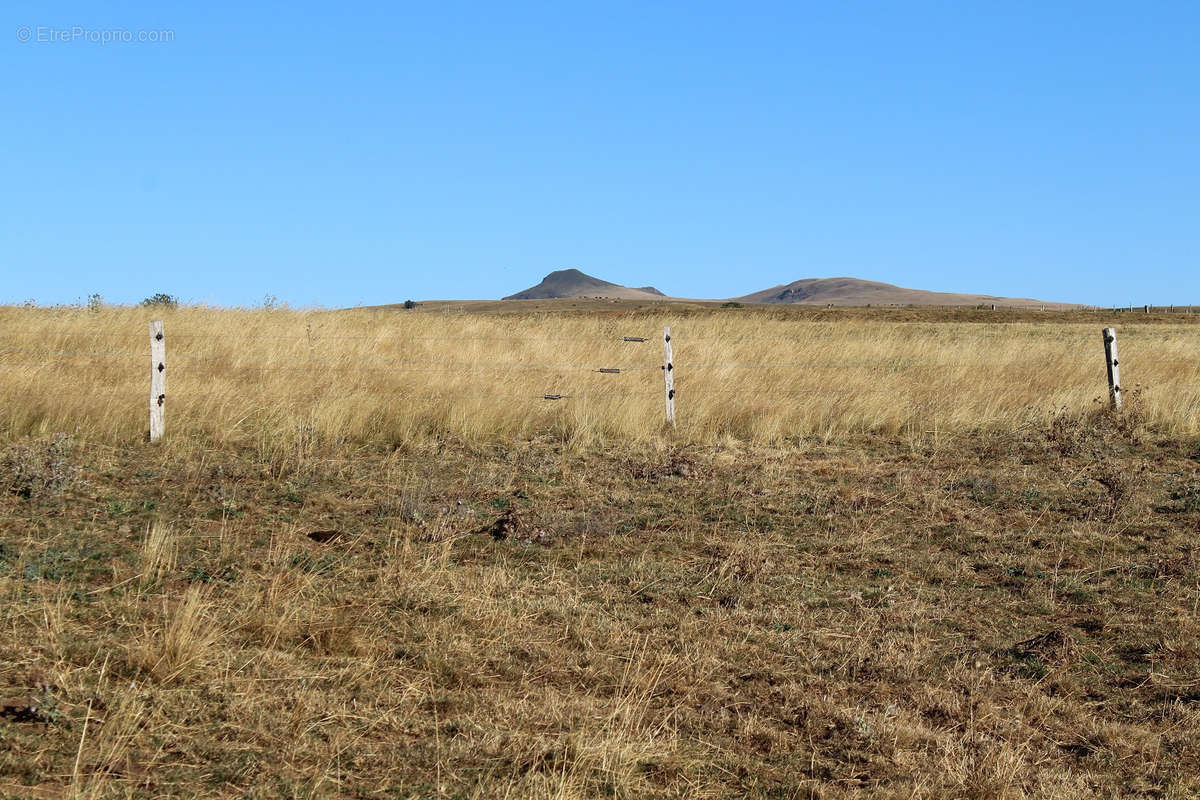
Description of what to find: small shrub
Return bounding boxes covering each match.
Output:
[403,299,417,310]
[86,293,103,312]
[7,684,68,726]
[1106,384,1148,444]
[1047,387,1149,458]
[1091,458,1145,522]
[1047,407,1091,458]
[721,302,743,309]
[141,293,179,309]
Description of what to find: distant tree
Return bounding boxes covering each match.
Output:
[721,301,743,309]
[86,293,104,312]
[403,299,417,310]
[141,293,179,309]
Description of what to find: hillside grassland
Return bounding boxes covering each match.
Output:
[0,305,1199,797]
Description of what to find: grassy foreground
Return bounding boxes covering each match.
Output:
[1,306,1198,797]
[1,420,1199,797]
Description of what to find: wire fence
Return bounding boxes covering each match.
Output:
[0,319,1150,442]
[0,331,672,423]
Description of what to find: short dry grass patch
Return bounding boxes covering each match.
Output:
[138,521,177,589]
[133,586,221,685]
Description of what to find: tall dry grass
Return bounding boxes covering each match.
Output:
[2,304,1199,449]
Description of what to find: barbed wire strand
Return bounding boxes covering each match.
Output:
[0,357,663,374]
[0,351,1043,371]
[1,332,659,344]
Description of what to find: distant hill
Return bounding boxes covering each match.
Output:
[499,271,1071,308]
[504,269,668,300]
[736,277,1071,309]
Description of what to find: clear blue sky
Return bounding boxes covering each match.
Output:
[4,1,1197,307]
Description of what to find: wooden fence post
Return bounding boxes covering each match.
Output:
[149,320,166,442]
[662,326,675,428]
[1102,327,1121,411]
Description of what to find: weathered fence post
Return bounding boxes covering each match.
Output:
[149,320,166,442]
[662,326,675,428]
[1102,327,1121,411]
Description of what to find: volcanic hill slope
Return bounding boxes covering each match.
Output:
[735,277,1071,308]
[503,269,668,300]
[501,271,1068,308]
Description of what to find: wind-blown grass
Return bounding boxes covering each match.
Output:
[2,304,1199,449]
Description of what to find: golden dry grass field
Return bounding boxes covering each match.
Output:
[2,304,1200,448]
[1,304,1199,798]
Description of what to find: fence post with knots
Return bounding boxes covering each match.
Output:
[149,320,166,442]
[662,325,675,427]
[1102,327,1121,411]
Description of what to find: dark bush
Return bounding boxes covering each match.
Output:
[141,293,179,309]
